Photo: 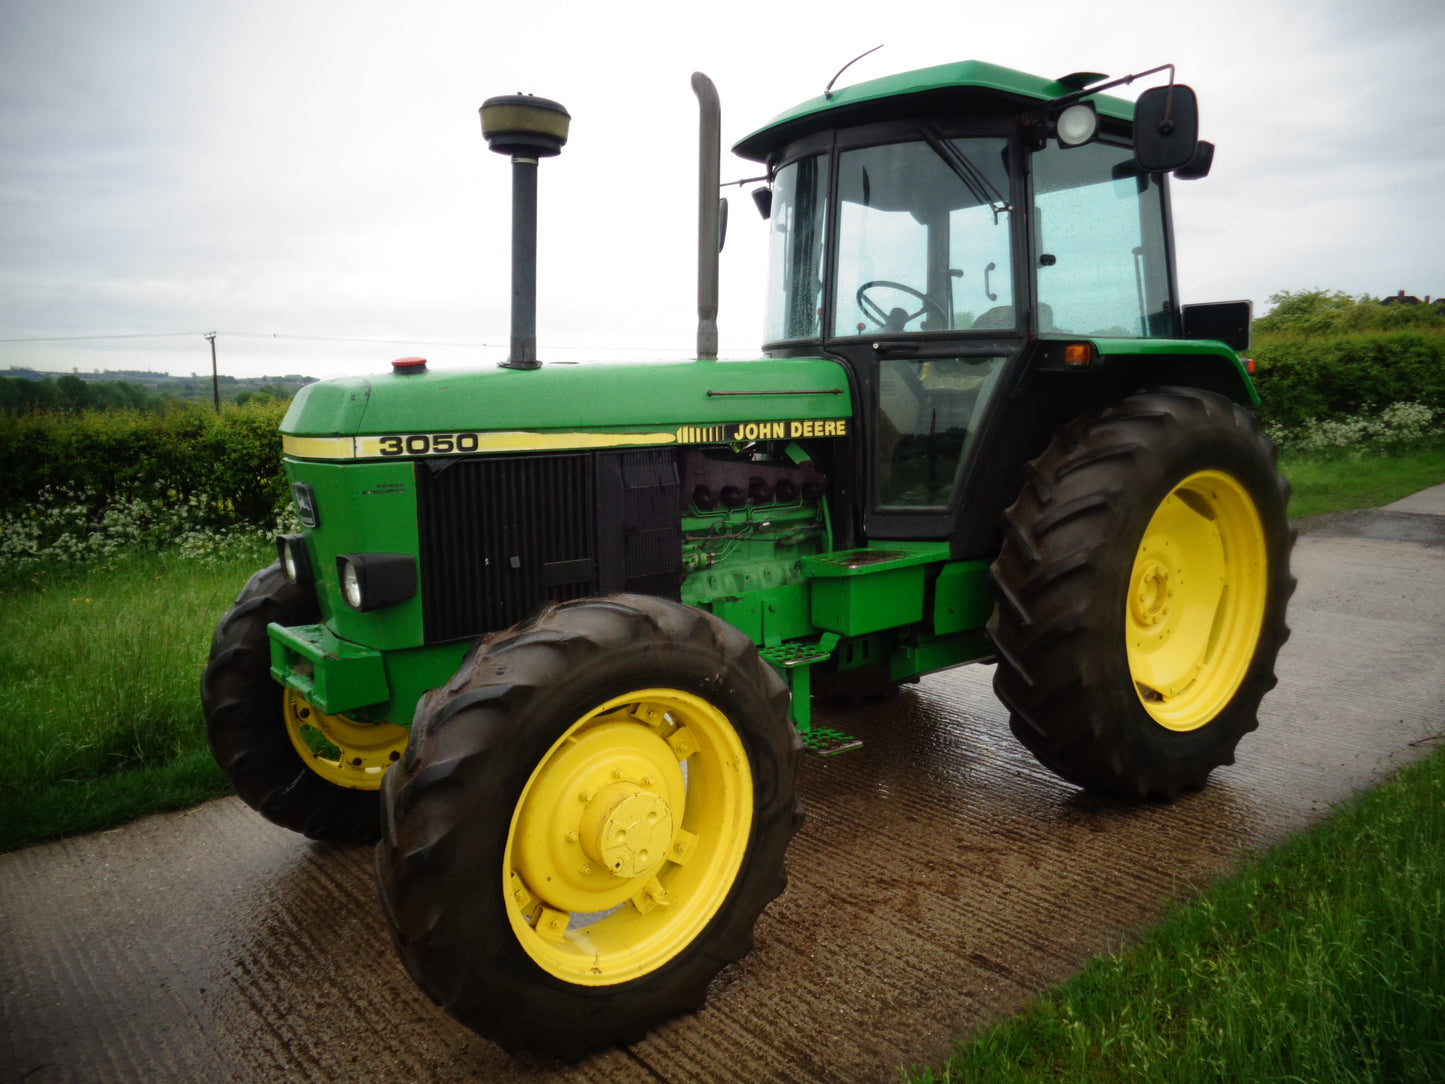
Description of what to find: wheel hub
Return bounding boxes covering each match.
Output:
[504,688,755,986]
[581,783,674,879]
[1131,559,1172,627]
[282,689,408,791]
[512,717,687,914]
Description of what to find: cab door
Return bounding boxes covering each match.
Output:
[823,131,1025,543]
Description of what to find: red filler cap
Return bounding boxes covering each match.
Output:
[392,356,427,374]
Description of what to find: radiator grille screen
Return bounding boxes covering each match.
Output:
[415,450,681,645]
[417,454,597,643]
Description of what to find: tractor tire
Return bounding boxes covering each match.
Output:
[375,593,802,1059]
[988,387,1294,800]
[201,562,385,842]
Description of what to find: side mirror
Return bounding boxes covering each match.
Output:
[1174,140,1215,181]
[751,186,772,220]
[1134,84,1200,172]
[1182,299,1252,352]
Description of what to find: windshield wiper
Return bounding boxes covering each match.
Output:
[922,127,1011,223]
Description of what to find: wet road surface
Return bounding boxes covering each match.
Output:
[4,494,1444,1084]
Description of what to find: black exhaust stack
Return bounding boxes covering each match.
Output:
[480,94,570,370]
[692,73,721,361]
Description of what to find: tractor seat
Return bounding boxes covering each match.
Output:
[971,303,1055,332]
[971,305,1014,330]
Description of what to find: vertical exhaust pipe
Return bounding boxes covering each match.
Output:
[480,94,571,370]
[692,73,721,361]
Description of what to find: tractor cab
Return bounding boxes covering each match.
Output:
[733,61,1236,556]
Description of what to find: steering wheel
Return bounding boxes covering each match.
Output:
[856,280,948,332]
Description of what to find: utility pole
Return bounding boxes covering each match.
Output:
[206,332,219,413]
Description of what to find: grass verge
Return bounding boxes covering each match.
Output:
[0,546,269,852]
[906,744,1445,1082]
[1281,442,1445,518]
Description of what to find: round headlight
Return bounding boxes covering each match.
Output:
[341,560,363,610]
[1056,102,1099,147]
[276,534,312,585]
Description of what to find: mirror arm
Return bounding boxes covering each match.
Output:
[1046,62,1176,110]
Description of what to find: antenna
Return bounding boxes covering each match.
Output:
[824,44,883,100]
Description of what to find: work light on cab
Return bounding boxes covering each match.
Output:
[1054,101,1098,147]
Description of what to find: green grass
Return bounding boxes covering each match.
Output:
[906,744,1445,1083]
[1282,443,1445,518]
[0,546,269,852]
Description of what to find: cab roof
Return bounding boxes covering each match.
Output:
[733,59,1134,163]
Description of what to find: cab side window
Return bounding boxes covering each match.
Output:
[876,356,1004,508]
[1032,141,1171,337]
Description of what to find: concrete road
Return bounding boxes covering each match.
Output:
[4,489,1444,1084]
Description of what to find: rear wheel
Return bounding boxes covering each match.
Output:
[201,562,404,841]
[988,388,1294,799]
[375,594,802,1059]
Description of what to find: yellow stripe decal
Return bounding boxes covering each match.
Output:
[282,418,850,461]
[283,430,676,460]
[282,435,357,459]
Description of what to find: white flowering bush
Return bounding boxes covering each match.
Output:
[1265,402,1441,455]
[0,485,291,583]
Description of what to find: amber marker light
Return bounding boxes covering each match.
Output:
[1064,343,1094,366]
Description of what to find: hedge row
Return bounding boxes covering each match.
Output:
[0,401,290,525]
[1249,330,1445,430]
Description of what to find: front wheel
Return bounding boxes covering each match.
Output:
[988,388,1294,799]
[375,594,802,1058]
[201,562,405,841]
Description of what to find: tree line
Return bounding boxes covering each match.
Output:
[0,373,308,415]
[1249,290,1445,429]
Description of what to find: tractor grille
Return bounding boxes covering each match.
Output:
[416,450,680,644]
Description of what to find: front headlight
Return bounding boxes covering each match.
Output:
[335,553,417,612]
[277,534,313,585]
[340,558,364,608]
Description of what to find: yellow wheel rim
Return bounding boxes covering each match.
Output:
[1126,469,1268,732]
[504,688,753,986]
[282,689,409,790]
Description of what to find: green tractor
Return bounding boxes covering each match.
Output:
[202,59,1292,1058]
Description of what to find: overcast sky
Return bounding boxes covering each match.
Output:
[2,0,1442,380]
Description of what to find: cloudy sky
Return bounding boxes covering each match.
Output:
[2,0,1442,380]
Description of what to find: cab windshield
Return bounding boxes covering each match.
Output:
[763,137,1014,343]
[833,137,1013,337]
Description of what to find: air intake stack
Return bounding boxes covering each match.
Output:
[479,94,571,370]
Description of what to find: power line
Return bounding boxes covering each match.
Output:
[1,329,754,353]
[0,332,201,343]
[224,331,502,348]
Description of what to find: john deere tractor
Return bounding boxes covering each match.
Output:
[202,59,1292,1057]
